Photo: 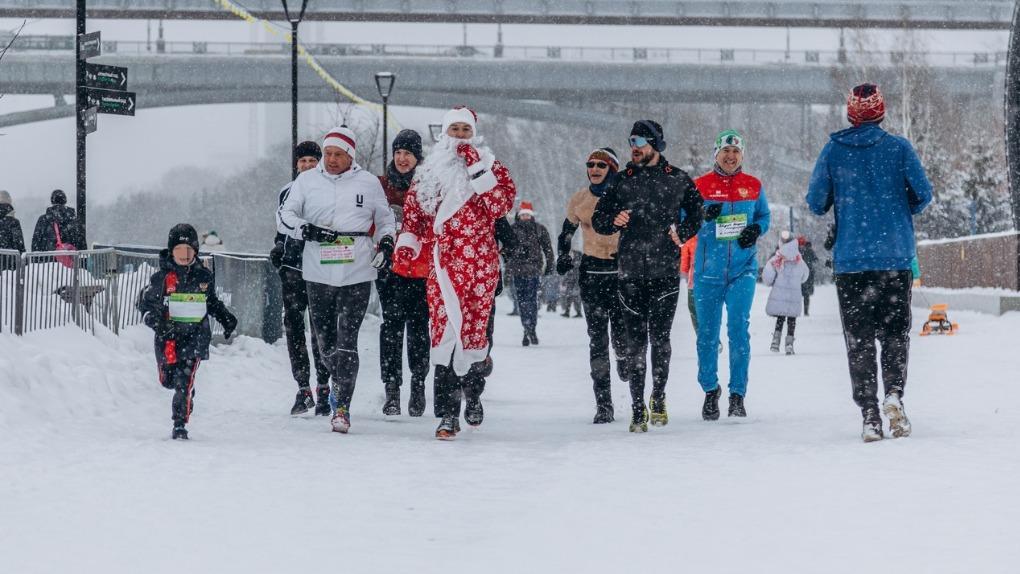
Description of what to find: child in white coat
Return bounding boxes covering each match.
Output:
[763,230,810,354]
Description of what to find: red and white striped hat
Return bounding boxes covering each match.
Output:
[322,125,357,158]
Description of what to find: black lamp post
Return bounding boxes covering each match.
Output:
[281,0,309,180]
[375,71,396,169]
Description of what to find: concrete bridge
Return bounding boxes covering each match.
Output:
[0,0,1013,29]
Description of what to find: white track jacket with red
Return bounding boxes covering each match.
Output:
[396,136,516,376]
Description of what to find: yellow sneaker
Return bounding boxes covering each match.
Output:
[649,396,668,427]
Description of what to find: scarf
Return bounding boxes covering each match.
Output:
[386,161,415,191]
[588,172,617,197]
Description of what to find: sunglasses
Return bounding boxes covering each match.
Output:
[586,161,609,169]
[629,136,649,148]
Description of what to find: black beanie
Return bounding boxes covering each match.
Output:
[631,120,666,152]
[167,223,200,254]
[51,189,67,205]
[294,140,322,163]
[392,129,423,162]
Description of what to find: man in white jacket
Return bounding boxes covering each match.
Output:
[279,126,396,434]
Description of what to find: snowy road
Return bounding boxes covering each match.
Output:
[1,284,1018,573]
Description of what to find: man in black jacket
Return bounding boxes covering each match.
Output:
[271,141,332,416]
[0,191,26,265]
[592,120,703,433]
[507,203,554,346]
[31,190,85,252]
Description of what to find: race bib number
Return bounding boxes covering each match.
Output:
[715,214,747,241]
[320,237,356,265]
[169,293,207,323]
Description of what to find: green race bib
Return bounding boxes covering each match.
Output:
[715,213,748,241]
[169,293,207,323]
[320,237,356,265]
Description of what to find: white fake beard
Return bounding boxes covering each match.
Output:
[413,134,491,216]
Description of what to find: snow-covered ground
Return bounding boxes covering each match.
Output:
[1,284,1017,573]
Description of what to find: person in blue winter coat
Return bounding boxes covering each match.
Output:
[692,129,770,420]
[806,83,932,443]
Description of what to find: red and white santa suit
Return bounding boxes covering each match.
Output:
[395,108,516,376]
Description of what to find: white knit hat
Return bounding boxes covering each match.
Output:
[441,106,478,135]
[322,125,357,158]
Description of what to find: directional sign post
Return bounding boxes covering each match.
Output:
[85,63,128,91]
[86,88,136,116]
[78,31,100,60]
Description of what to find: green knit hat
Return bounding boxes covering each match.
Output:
[713,129,745,156]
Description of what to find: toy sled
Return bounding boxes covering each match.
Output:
[919,304,958,336]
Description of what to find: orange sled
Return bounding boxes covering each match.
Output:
[919,304,959,336]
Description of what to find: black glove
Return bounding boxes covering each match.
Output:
[736,223,762,249]
[372,236,395,271]
[555,252,574,276]
[155,317,176,339]
[269,242,284,269]
[704,203,723,222]
[221,312,238,340]
[301,223,339,244]
[824,258,832,269]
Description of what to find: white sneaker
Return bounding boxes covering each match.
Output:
[862,420,884,443]
[883,393,912,438]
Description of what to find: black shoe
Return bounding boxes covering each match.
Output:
[436,416,458,440]
[702,387,721,421]
[528,330,539,346]
[382,384,401,416]
[408,379,426,417]
[728,393,746,417]
[522,334,530,347]
[314,385,331,416]
[561,311,571,317]
[290,388,315,415]
[171,425,189,440]
[464,396,484,427]
[593,403,615,424]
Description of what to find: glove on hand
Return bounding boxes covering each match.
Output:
[372,236,395,271]
[704,203,723,222]
[302,223,339,244]
[221,312,238,340]
[555,252,574,276]
[456,143,482,168]
[737,224,762,249]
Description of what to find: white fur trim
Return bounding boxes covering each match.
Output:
[395,232,422,259]
[441,107,477,134]
[470,169,499,195]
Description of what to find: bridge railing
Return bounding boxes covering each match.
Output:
[2,35,1008,67]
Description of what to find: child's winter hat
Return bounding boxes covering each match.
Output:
[713,129,745,156]
[442,106,478,135]
[322,126,357,158]
[168,223,200,253]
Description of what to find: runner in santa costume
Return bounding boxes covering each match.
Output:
[394,106,517,440]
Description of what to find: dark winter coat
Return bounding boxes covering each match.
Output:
[0,203,26,255]
[592,155,703,280]
[507,218,554,278]
[801,243,818,296]
[274,182,305,271]
[31,205,86,252]
[137,250,236,366]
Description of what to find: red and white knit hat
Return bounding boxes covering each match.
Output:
[441,106,478,134]
[322,125,357,157]
[846,83,885,126]
[518,201,535,216]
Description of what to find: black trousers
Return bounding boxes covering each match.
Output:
[160,358,201,427]
[835,270,912,414]
[774,316,797,336]
[280,267,330,389]
[433,299,496,418]
[579,266,628,405]
[618,276,680,404]
[376,272,430,388]
[307,281,371,410]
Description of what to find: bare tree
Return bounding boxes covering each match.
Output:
[0,20,27,111]
[326,101,383,172]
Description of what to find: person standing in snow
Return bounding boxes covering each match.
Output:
[395,106,516,439]
[799,236,818,314]
[376,130,431,417]
[272,141,332,416]
[592,120,703,433]
[31,189,85,252]
[138,224,238,440]
[806,83,932,443]
[279,126,396,434]
[556,147,629,424]
[507,201,554,346]
[692,130,771,420]
[763,230,810,355]
[0,191,26,261]
[558,249,583,318]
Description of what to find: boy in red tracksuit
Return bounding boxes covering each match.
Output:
[138,224,237,440]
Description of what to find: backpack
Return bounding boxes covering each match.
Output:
[53,222,76,269]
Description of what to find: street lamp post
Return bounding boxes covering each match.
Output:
[281,0,309,180]
[375,72,396,169]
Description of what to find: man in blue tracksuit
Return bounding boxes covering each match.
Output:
[806,83,932,443]
[693,130,771,420]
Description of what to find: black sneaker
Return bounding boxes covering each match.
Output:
[728,393,746,417]
[464,396,484,427]
[522,334,530,347]
[290,388,315,415]
[172,425,189,440]
[382,384,401,416]
[593,402,614,424]
[436,416,458,440]
[528,330,539,346]
[862,406,884,443]
[702,387,721,421]
[408,379,426,417]
[314,385,331,416]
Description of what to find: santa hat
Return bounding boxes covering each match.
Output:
[847,83,885,126]
[518,201,535,216]
[442,106,478,135]
[322,125,357,158]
